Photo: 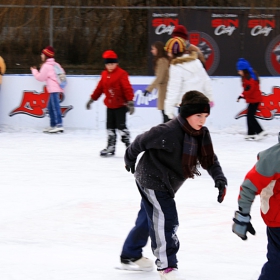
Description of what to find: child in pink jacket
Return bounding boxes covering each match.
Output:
[30,46,64,133]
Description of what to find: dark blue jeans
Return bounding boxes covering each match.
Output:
[121,182,179,270]
[120,200,150,260]
[48,92,63,127]
[258,227,280,280]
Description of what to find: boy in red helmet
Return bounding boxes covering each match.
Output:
[86,50,134,156]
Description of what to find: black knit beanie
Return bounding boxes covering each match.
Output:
[179,91,210,118]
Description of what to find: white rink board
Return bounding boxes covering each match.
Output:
[0,75,280,131]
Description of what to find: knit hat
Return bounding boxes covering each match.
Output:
[102,50,118,64]
[42,46,54,58]
[164,37,186,55]
[172,25,188,40]
[236,58,257,81]
[179,91,210,118]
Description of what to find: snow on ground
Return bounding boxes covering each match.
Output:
[0,125,279,280]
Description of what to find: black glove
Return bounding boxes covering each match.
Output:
[86,99,94,110]
[143,90,150,96]
[232,211,256,240]
[127,101,135,115]
[237,95,244,102]
[125,164,135,174]
[214,180,227,203]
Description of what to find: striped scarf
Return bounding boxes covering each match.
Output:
[177,115,214,179]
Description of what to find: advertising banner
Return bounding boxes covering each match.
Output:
[148,8,280,76]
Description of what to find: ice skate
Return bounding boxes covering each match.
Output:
[48,126,64,133]
[117,256,154,272]
[244,134,256,140]
[158,268,186,280]
[254,130,267,141]
[100,146,115,156]
[43,126,54,133]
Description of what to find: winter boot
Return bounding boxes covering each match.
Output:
[119,128,130,148]
[118,256,154,272]
[158,268,186,280]
[100,129,116,156]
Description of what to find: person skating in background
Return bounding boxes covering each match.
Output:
[164,37,213,120]
[236,58,266,141]
[171,25,206,68]
[120,91,227,280]
[143,41,170,123]
[86,50,134,156]
[30,46,64,133]
[232,133,280,280]
[0,55,6,86]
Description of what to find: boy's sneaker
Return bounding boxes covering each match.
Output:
[43,126,54,133]
[158,268,185,280]
[48,126,64,133]
[118,256,154,272]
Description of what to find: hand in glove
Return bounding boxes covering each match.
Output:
[125,164,135,174]
[237,95,244,102]
[127,101,135,115]
[86,99,94,110]
[143,90,150,96]
[232,211,256,240]
[214,180,227,203]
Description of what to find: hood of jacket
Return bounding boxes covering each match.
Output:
[170,51,198,65]
[170,52,203,74]
[44,58,56,66]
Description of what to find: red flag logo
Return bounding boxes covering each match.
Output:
[9,86,73,118]
[235,86,280,120]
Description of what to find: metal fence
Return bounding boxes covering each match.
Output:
[0,4,279,75]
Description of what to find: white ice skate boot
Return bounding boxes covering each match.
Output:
[254,130,268,141]
[100,146,115,156]
[244,134,256,140]
[48,126,64,133]
[118,256,154,272]
[158,268,186,280]
[43,126,54,133]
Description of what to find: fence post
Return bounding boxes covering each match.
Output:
[49,6,53,47]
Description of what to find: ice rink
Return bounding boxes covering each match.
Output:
[0,125,279,280]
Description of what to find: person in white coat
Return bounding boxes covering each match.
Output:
[164,37,213,120]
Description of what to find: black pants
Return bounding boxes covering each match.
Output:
[258,227,280,280]
[247,103,263,135]
[106,107,130,148]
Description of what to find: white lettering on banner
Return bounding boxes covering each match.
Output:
[251,26,273,36]
[155,24,175,35]
[214,25,236,36]
[135,89,157,106]
[248,14,274,18]
[212,13,238,18]
[152,13,178,17]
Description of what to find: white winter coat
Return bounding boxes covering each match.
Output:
[164,53,213,119]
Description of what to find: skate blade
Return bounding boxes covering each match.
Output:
[115,263,153,272]
[100,153,115,157]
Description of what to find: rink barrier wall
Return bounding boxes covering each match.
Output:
[0,75,280,131]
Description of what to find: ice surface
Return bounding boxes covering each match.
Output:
[0,125,278,280]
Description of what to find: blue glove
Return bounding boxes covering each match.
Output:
[214,180,227,203]
[232,211,256,240]
[125,164,135,174]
